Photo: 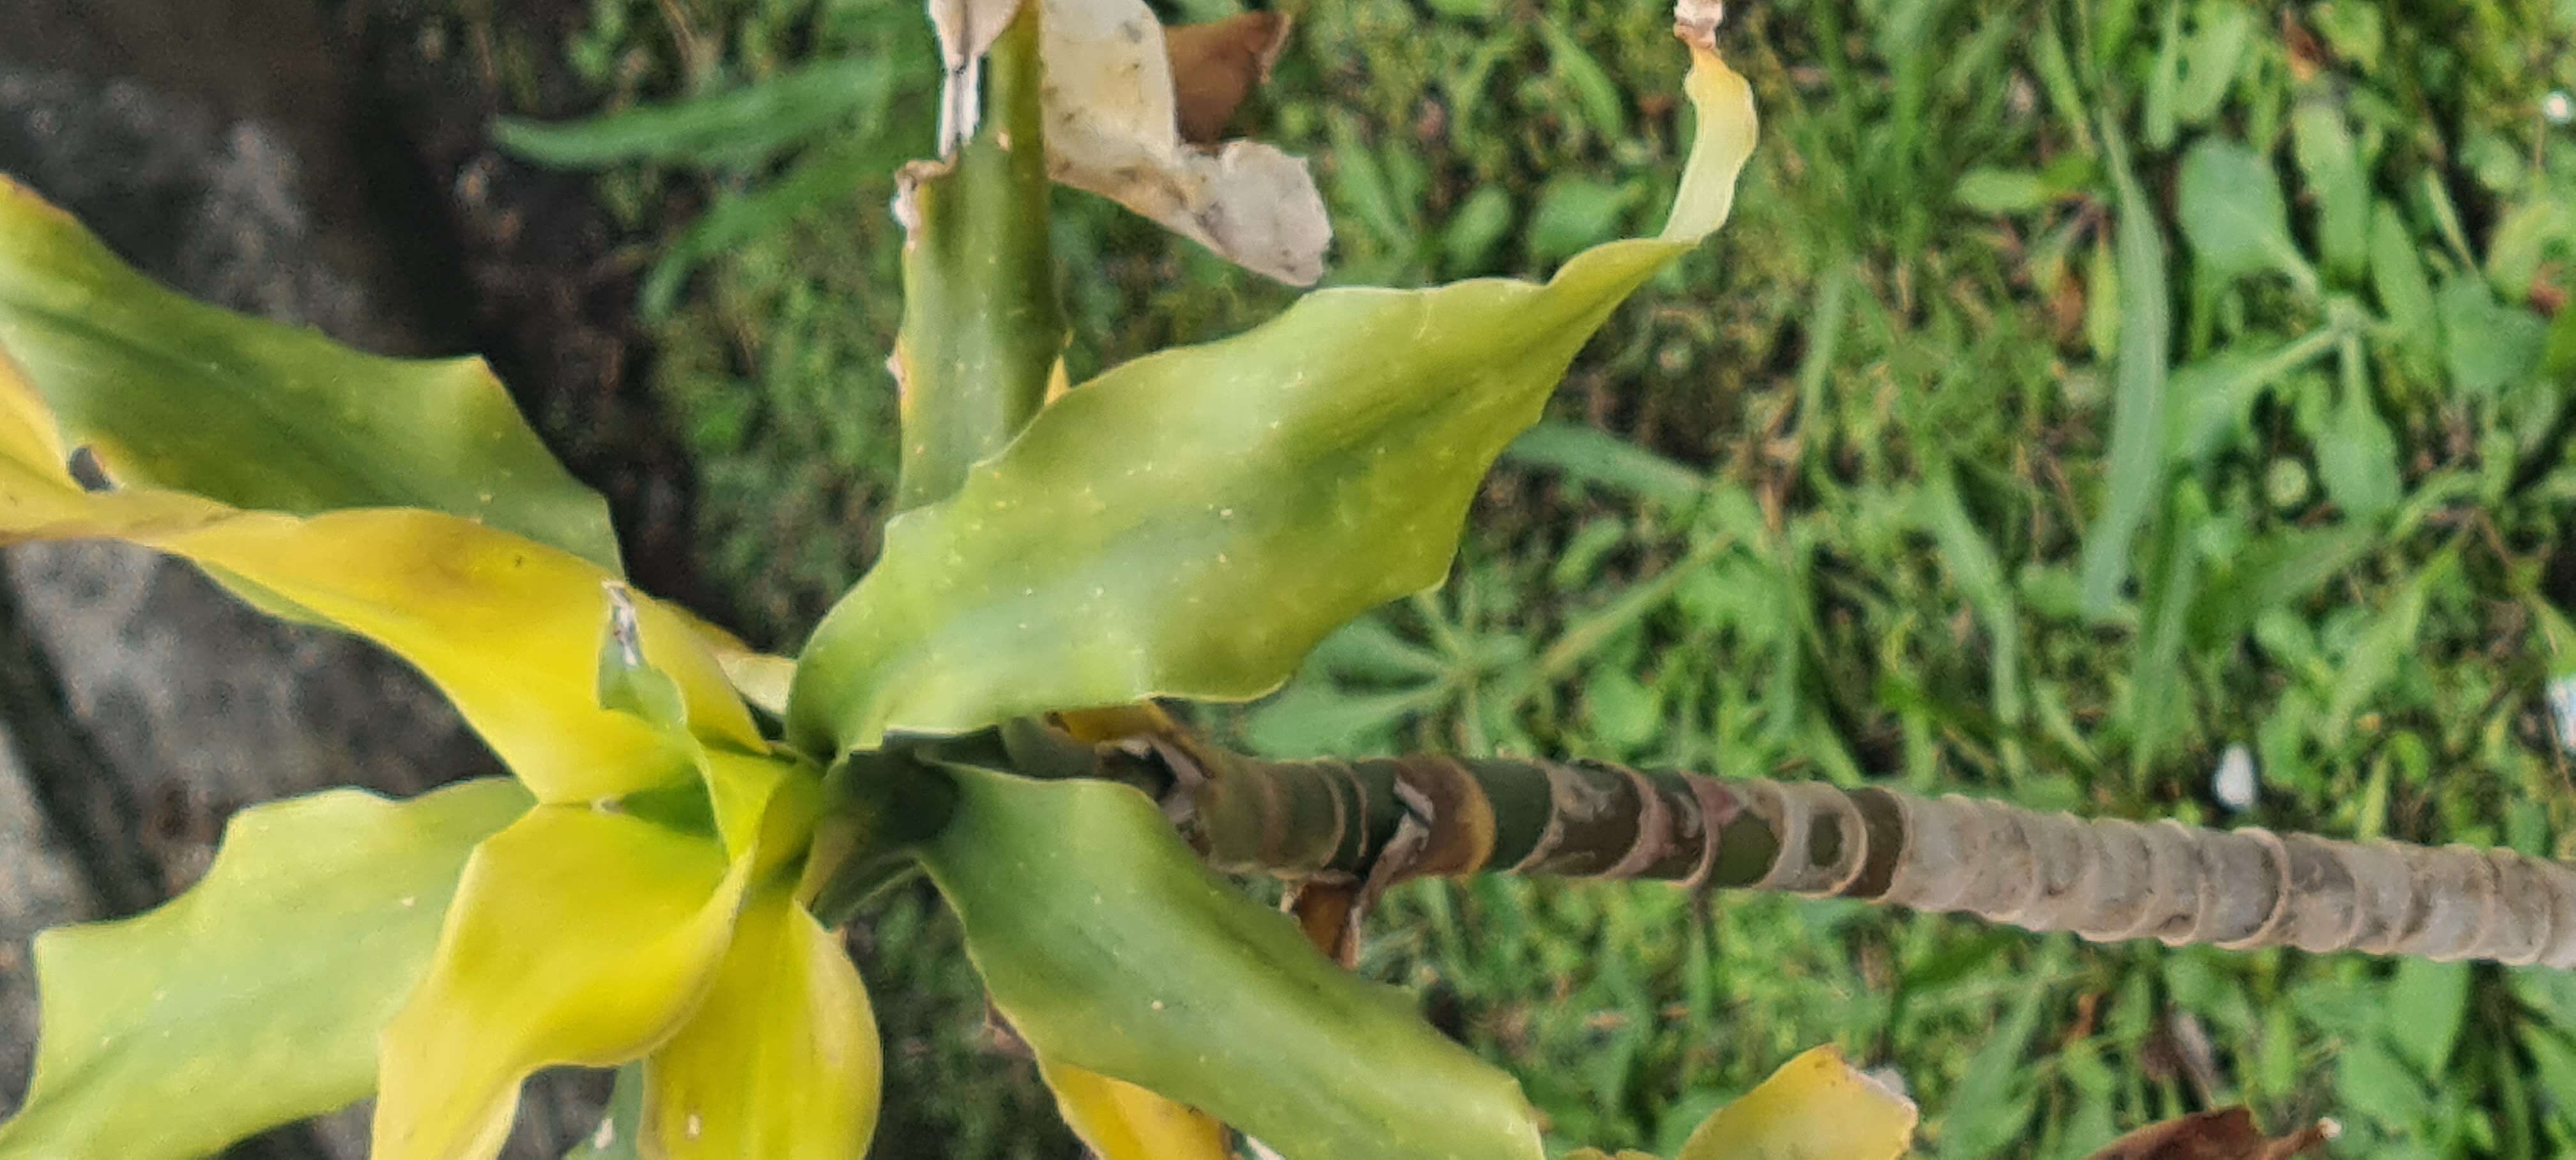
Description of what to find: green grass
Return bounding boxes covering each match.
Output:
[526,0,2576,1154]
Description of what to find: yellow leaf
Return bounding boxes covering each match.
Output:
[0,779,530,1160]
[641,887,882,1159]
[0,351,761,804]
[0,347,66,477]
[1038,1057,1231,1160]
[700,747,825,874]
[1677,1046,1917,1160]
[370,807,753,1160]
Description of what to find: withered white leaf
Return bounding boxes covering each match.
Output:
[1038,0,1330,285]
[924,0,1025,149]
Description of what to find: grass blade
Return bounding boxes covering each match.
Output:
[2076,115,2174,617]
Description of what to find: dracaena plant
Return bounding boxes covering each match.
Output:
[0,2,2559,1158]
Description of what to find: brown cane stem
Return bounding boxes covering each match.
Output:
[1156,748,2576,968]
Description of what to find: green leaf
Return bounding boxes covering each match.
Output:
[0,178,621,572]
[2370,204,2440,363]
[2290,99,2370,279]
[2172,5,2254,125]
[2437,279,2548,395]
[2163,327,2340,466]
[1537,18,1629,142]
[1675,1046,1915,1160]
[891,11,1062,511]
[0,353,762,804]
[2323,552,2453,742]
[2548,294,2576,379]
[0,779,530,1160]
[2127,481,2204,771]
[494,59,893,169]
[2485,198,2570,301]
[371,806,753,1160]
[2076,117,2174,616]
[1439,186,1518,272]
[2316,335,2400,520]
[2386,958,2469,1079]
[1951,168,2053,215]
[640,131,916,320]
[2142,3,2182,149]
[788,50,1758,753]
[917,767,1543,1160]
[1504,420,1709,508]
[2186,523,2376,647]
[640,887,880,1160]
[1922,465,2022,728]
[2175,137,2320,295]
[1528,176,1646,264]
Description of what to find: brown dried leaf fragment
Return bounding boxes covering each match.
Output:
[1041,0,1330,284]
[2085,1108,2338,1160]
[1283,880,1363,968]
[1165,11,1293,144]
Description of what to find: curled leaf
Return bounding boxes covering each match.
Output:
[919,767,1544,1160]
[1037,1057,1231,1160]
[0,780,530,1160]
[1676,1046,1917,1160]
[0,343,759,804]
[1039,0,1330,284]
[0,178,621,571]
[369,807,753,1160]
[641,887,881,1159]
[790,47,1756,752]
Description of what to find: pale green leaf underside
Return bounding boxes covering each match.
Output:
[0,178,623,573]
[920,767,1544,1160]
[787,53,1754,753]
[0,779,532,1160]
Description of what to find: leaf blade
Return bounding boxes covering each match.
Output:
[1675,1046,1916,1160]
[788,49,1757,752]
[2076,116,2174,616]
[1037,1057,1231,1160]
[493,59,892,169]
[0,178,622,572]
[0,350,760,802]
[919,767,1544,1160]
[640,888,881,1160]
[371,807,752,1160]
[0,779,530,1160]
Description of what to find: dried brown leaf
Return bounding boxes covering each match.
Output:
[2085,1108,2338,1160]
[1039,0,1329,284]
[1283,880,1361,968]
[1165,11,1292,144]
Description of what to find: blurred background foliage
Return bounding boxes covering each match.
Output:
[482,0,2576,1154]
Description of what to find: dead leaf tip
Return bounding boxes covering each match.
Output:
[1673,0,1726,50]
